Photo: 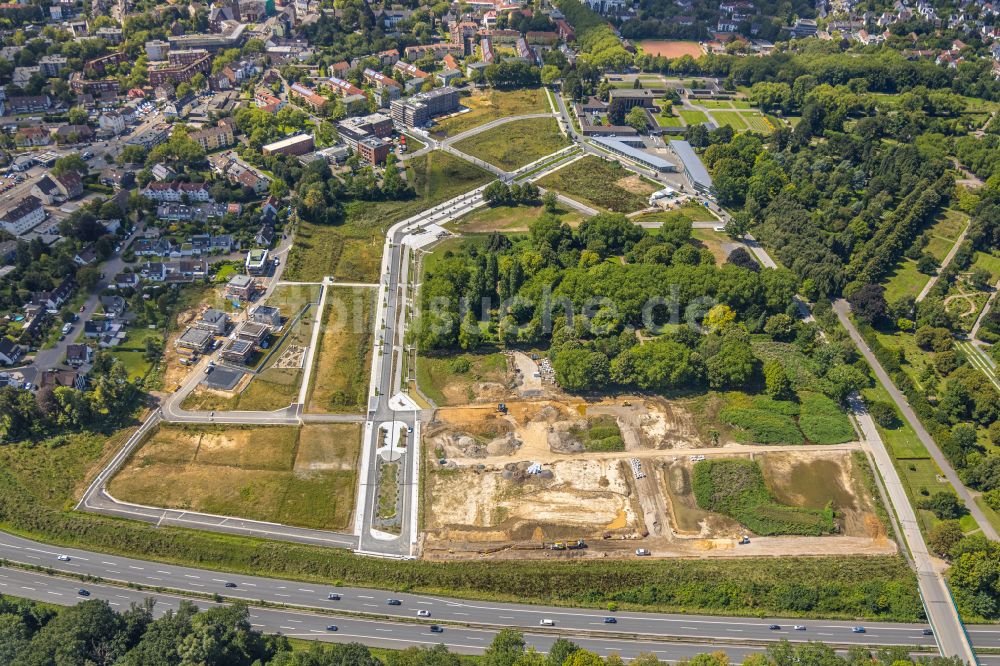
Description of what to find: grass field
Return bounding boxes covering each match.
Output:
[453,117,569,171]
[883,259,931,303]
[450,202,585,233]
[537,156,658,213]
[109,351,153,382]
[973,251,1000,283]
[654,112,684,127]
[306,287,375,413]
[284,152,492,282]
[742,112,773,133]
[434,88,550,137]
[109,424,361,530]
[679,109,709,125]
[712,110,749,131]
[416,350,507,406]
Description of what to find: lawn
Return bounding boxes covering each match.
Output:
[691,228,737,264]
[537,155,658,213]
[450,202,584,233]
[109,424,361,531]
[283,151,492,282]
[923,208,968,263]
[109,351,153,382]
[654,112,684,127]
[712,110,750,131]
[306,286,375,413]
[434,88,550,137]
[700,100,733,109]
[973,251,1000,283]
[882,258,931,303]
[679,109,709,125]
[416,350,507,406]
[453,117,569,171]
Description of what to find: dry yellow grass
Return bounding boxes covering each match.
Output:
[110,424,361,530]
[306,287,375,413]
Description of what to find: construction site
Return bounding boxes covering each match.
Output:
[418,354,896,561]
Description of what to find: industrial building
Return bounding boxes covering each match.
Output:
[669,140,714,194]
[591,138,677,172]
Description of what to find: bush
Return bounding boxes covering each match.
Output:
[867,400,899,428]
[798,392,856,444]
[927,520,964,557]
[720,407,803,444]
[449,357,471,373]
[919,491,967,520]
[692,459,835,536]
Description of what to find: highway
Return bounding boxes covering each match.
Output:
[0,530,979,652]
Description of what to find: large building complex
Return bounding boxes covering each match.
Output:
[390,86,460,128]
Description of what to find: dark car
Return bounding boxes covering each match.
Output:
[768,625,781,631]
[922,629,934,636]
[387,599,402,606]
[326,625,338,632]
[430,625,443,633]
[328,593,341,600]
[78,589,90,597]
[224,582,237,588]
[603,617,617,624]
[852,627,866,634]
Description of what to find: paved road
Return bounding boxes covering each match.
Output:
[6,565,972,663]
[0,530,958,651]
[32,226,140,372]
[849,394,977,663]
[917,221,971,302]
[833,299,998,543]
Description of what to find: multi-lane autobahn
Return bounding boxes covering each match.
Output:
[5,529,999,658]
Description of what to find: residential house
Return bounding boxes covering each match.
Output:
[195,308,229,334]
[14,127,51,147]
[99,295,127,317]
[176,326,213,353]
[0,196,45,236]
[31,172,83,204]
[73,246,98,266]
[0,338,24,365]
[65,343,93,366]
[236,321,268,346]
[141,181,213,202]
[250,305,281,328]
[114,272,139,290]
[225,273,256,299]
[38,368,86,390]
[220,337,254,363]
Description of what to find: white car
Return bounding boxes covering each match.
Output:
[539,619,554,626]
[57,554,70,561]
[417,609,431,617]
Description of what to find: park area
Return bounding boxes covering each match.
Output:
[453,117,569,171]
[448,201,585,234]
[433,88,551,137]
[109,424,361,531]
[283,151,492,283]
[537,156,659,213]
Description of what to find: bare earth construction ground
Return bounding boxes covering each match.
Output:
[419,355,893,561]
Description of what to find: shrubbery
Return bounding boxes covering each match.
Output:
[692,459,836,536]
[798,392,856,444]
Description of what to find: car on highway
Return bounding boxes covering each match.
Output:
[922,628,933,636]
[539,619,554,626]
[326,625,338,632]
[327,593,341,600]
[224,582,237,588]
[78,589,90,596]
[793,625,806,631]
[852,627,866,633]
[387,599,402,605]
[416,610,431,617]
[57,554,70,561]
[768,625,781,630]
[603,617,617,624]
[430,625,443,633]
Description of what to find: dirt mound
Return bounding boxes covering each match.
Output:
[486,432,522,456]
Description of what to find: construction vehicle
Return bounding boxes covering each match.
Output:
[550,542,566,550]
[739,535,750,545]
[567,539,587,549]
[497,403,507,413]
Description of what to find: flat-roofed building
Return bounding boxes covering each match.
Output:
[262,134,314,156]
[176,326,213,353]
[390,85,460,128]
[669,139,714,194]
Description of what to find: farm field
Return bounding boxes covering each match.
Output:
[306,286,376,413]
[453,117,569,171]
[109,424,361,530]
[284,152,492,282]
[537,156,659,213]
[449,202,585,233]
[434,88,550,137]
